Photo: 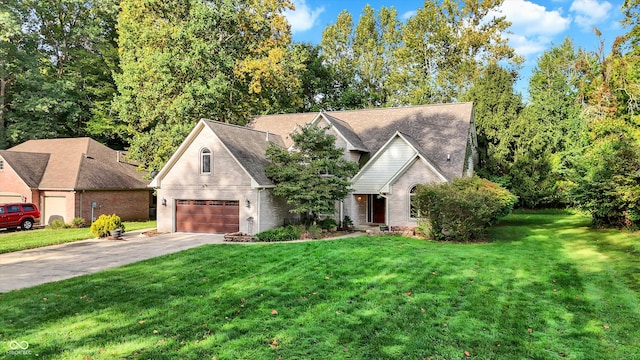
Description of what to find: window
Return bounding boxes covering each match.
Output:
[201,148,212,174]
[7,205,21,213]
[0,159,3,170]
[409,186,420,219]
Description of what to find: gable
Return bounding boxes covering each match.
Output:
[0,150,49,188]
[352,133,448,194]
[150,120,284,189]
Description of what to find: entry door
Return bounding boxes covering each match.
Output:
[369,195,386,224]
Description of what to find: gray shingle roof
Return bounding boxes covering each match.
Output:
[202,120,285,186]
[0,150,50,188]
[320,112,368,151]
[7,138,149,190]
[249,103,474,180]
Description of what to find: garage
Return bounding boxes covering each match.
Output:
[175,199,240,233]
[0,192,22,204]
[43,196,67,225]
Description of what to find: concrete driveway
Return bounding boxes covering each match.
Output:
[0,231,227,293]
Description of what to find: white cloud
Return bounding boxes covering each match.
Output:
[284,0,325,34]
[495,0,571,36]
[570,0,613,29]
[487,0,571,59]
[402,10,417,20]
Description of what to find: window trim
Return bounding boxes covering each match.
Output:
[200,148,212,175]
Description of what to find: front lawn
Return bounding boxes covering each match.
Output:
[0,221,156,254]
[1,212,638,359]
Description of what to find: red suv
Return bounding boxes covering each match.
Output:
[0,203,40,230]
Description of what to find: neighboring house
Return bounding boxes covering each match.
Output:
[0,138,153,225]
[151,102,477,234]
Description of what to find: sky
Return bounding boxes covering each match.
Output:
[284,0,628,94]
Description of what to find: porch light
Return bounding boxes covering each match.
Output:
[161,198,167,206]
[246,199,251,208]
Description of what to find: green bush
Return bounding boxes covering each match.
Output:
[317,218,337,230]
[48,219,69,229]
[414,176,517,241]
[341,215,353,230]
[254,225,301,242]
[90,214,125,238]
[71,217,86,228]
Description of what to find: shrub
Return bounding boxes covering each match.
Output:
[71,217,86,228]
[90,214,125,238]
[414,176,517,241]
[318,218,337,230]
[48,219,69,229]
[341,215,353,230]
[254,225,301,242]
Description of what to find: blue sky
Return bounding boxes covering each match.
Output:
[284,0,627,94]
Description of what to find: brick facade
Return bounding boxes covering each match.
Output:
[75,190,152,223]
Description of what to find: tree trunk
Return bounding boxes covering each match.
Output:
[0,78,6,149]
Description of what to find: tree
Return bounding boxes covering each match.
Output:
[506,39,584,207]
[1,0,119,148]
[389,0,518,105]
[571,118,640,227]
[114,0,302,172]
[461,63,522,177]
[265,123,359,223]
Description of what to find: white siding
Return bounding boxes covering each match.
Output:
[352,137,416,194]
[157,128,258,234]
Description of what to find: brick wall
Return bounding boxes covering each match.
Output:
[387,159,445,228]
[75,190,152,223]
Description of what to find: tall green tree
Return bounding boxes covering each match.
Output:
[508,39,584,207]
[1,0,119,147]
[461,63,522,177]
[265,124,359,222]
[114,0,302,172]
[320,10,359,109]
[389,0,518,105]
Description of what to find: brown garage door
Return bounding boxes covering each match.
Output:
[176,200,239,233]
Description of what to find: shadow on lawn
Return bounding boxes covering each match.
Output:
[2,217,639,359]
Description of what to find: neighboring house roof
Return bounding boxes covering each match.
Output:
[7,137,148,190]
[249,103,475,180]
[202,120,284,186]
[0,150,50,188]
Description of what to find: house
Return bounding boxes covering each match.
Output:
[151,103,477,234]
[0,138,153,225]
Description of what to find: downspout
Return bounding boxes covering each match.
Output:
[256,188,264,234]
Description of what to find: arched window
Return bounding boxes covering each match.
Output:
[201,148,212,174]
[409,185,420,219]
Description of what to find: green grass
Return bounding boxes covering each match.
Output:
[0,221,156,254]
[1,212,639,359]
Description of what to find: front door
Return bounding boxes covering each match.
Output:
[369,195,386,224]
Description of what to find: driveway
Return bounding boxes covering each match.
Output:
[0,231,227,293]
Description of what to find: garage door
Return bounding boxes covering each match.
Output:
[44,196,67,225]
[175,200,239,233]
[0,193,22,204]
